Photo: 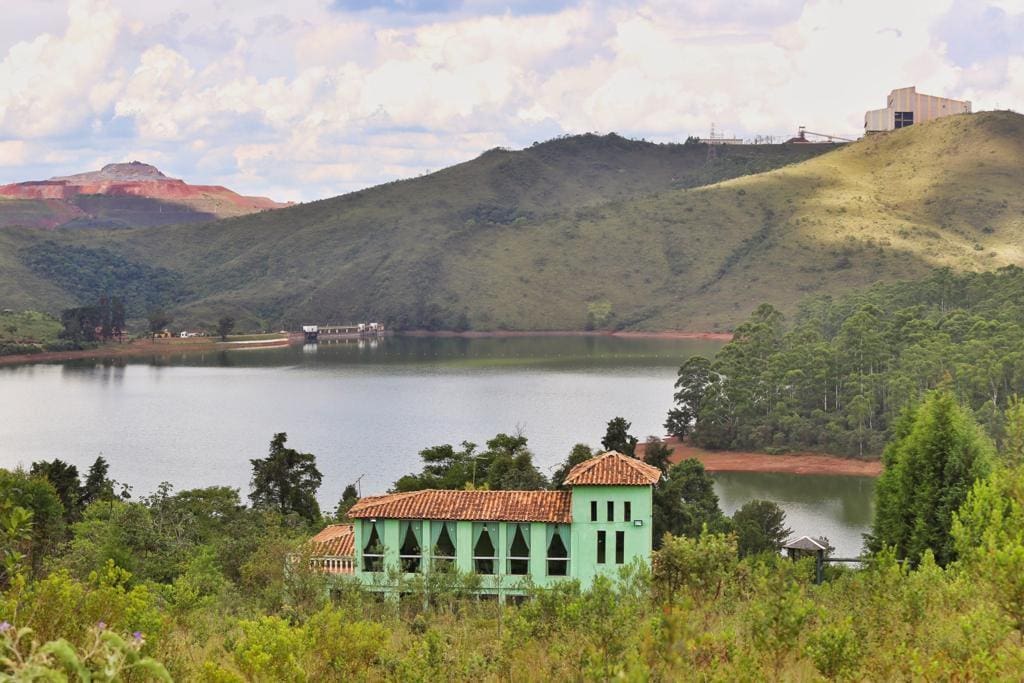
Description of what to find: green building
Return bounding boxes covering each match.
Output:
[339,451,661,596]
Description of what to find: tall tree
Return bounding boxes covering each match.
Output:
[249,433,323,523]
[602,417,638,456]
[652,458,730,547]
[732,499,791,557]
[217,316,235,341]
[551,443,594,489]
[148,309,172,336]
[868,391,993,566]
[665,356,714,439]
[80,456,115,507]
[30,459,82,523]
[335,484,359,520]
[642,437,674,474]
[111,297,126,340]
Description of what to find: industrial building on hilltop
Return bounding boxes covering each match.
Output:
[865,86,971,133]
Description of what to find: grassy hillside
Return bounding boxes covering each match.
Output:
[3,113,1022,331]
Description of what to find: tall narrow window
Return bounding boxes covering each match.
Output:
[615,531,625,564]
[590,500,597,521]
[597,530,606,564]
[473,523,496,575]
[624,502,631,522]
[399,521,422,573]
[362,521,383,572]
[508,524,530,575]
[546,525,570,576]
[607,501,614,522]
[432,522,456,570]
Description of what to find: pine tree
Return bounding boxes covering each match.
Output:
[868,390,993,566]
[249,433,323,523]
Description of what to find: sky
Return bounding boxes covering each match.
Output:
[0,0,1022,202]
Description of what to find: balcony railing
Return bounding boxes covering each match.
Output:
[309,555,355,575]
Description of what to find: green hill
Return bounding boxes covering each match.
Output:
[3,112,1023,331]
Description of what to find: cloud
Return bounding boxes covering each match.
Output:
[0,0,1022,200]
[0,0,121,137]
[332,0,464,11]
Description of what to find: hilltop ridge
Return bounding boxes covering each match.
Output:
[0,161,290,230]
[2,112,1022,331]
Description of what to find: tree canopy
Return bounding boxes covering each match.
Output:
[249,433,323,523]
[869,390,993,566]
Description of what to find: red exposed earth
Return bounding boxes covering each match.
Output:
[0,161,291,229]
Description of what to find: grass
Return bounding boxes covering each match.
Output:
[0,310,61,344]
[2,112,1023,332]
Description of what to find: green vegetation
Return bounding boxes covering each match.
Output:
[869,391,993,566]
[0,309,65,355]
[2,131,838,331]
[249,433,323,523]
[3,412,1023,678]
[669,267,1024,456]
[3,112,1021,332]
[18,241,187,317]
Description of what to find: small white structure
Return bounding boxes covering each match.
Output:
[865,86,971,133]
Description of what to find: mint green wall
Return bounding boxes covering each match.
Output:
[351,484,652,594]
[569,485,653,587]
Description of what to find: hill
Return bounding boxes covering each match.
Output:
[2,112,1023,331]
[0,161,290,230]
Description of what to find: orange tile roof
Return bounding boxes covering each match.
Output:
[310,523,355,557]
[563,450,662,486]
[348,489,572,523]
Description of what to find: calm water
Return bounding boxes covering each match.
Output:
[0,335,873,555]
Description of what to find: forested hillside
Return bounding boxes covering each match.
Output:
[2,112,1024,332]
[668,267,1024,456]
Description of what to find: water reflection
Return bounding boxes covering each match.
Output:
[713,471,876,557]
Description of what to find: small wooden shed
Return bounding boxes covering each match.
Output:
[783,535,829,584]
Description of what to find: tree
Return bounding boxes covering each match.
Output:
[335,484,359,520]
[665,356,713,439]
[0,469,65,575]
[653,458,730,547]
[111,297,126,340]
[732,499,791,557]
[642,437,674,473]
[217,316,235,341]
[249,433,323,523]
[551,444,594,489]
[80,456,115,508]
[148,309,172,336]
[868,391,993,566]
[30,459,82,523]
[481,433,548,490]
[601,417,638,456]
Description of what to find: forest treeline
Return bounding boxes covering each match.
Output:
[667,267,1024,456]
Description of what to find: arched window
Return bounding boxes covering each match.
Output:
[546,525,570,576]
[473,523,496,574]
[362,521,383,572]
[432,522,456,570]
[507,524,530,575]
[399,521,422,573]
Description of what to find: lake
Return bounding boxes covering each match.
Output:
[0,335,873,555]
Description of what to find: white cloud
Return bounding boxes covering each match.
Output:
[0,0,121,137]
[0,0,1021,200]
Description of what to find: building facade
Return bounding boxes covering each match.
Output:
[865,86,971,133]
[324,451,660,596]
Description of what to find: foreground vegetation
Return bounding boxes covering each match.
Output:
[2,389,1023,679]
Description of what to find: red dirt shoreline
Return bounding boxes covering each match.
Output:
[637,438,882,477]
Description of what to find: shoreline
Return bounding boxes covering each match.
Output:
[398,329,734,341]
[0,329,731,366]
[636,438,882,477]
[0,334,298,367]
